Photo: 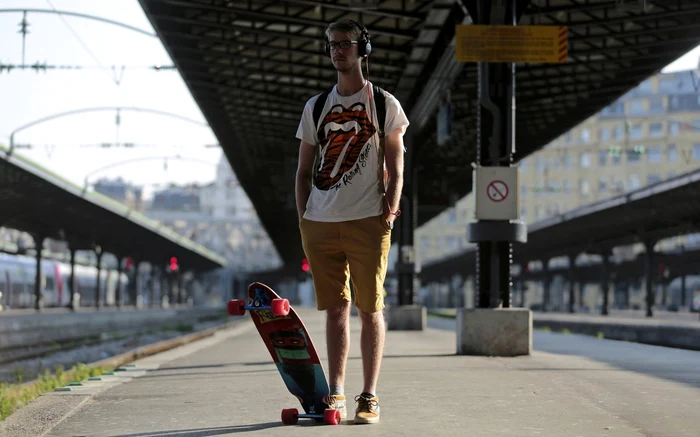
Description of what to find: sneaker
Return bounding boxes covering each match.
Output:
[326,394,347,419]
[354,394,380,424]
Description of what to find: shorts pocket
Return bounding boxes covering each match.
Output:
[379,215,391,232]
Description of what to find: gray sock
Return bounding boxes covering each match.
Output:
[330,385,344,396]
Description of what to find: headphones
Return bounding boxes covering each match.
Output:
[324,20,372,58]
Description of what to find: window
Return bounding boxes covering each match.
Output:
[648,96,663,113]
[598,177,607,193]
[580,128,591,144]
[693,144,700,161]
[668,171,676,179]
[649,122,663,138]
[659,77,678,93]
[520,206,527,221]
[521,184,527,198]
[562,179,572,193]
[579,179,590,196]
[647,174,662,185]
[598,151,607,166]
[627,146,643,164]
[667,144,677,162]
[614,125,625,140]
[579,152,591,168]
[669,121,680,136]
[600,127,610,142]
[629,124,643,139]
[536,156,545,173]
[610,177,625,193]
[628,174,641,190]
[447,208,457,224]
[647,147,662,164]
[562,153,572,168]
[628,99,645,114]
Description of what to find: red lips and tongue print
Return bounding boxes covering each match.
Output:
[315,102,376,191]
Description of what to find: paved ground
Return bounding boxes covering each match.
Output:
[2,308,699,437]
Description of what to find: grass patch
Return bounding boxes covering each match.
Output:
[0,363,113,421]
[560,328,571,334]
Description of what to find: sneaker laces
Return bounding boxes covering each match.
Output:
[354,395,378,412]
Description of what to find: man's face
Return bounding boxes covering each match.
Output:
[328,31,359,72]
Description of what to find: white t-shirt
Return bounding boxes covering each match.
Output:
[296,81,410,222]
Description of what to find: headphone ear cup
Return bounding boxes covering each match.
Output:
[365,41,372,57]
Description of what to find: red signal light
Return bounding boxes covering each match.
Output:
[301,258,310,273]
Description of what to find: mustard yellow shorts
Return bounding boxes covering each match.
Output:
[299,214,391,313]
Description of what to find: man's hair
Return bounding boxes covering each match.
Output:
[324,19,363,41]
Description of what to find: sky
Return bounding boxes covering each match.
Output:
[1,1,699,202]
[0,0,223,201]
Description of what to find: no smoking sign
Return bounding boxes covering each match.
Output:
[474,166,519,220]
[487,180,509,202]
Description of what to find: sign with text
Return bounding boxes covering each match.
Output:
[456,25,568,64]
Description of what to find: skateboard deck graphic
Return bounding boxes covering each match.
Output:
[227,282,340,425]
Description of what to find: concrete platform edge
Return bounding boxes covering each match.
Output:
[456,308,532,356]
[0,320,253,437]
[385,305,426,330]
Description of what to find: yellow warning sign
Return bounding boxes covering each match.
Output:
[456,25,568,64]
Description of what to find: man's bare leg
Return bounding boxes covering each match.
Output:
[357,308,385,395]
[326,301,351,391]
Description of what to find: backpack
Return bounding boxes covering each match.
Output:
[311,84,387,184]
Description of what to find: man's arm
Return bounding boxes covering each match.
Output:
[295,140,316,221]
[383,127,406,223]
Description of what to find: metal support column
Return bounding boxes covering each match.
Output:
[568,253,576,313]
[542,259,551,312]
[644,239,656,318]
[69,246,78,311]
[601,250,611,316]
[466,0,528,309]
[396,131,416,306]
[134,261,143,309]
[33,233,45,311]
[94,246,103,308]
[115,255,124,308]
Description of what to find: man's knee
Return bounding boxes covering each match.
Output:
[326,300,351,320]
[357,305,384,321]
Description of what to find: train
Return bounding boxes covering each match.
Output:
[0,252,129,309]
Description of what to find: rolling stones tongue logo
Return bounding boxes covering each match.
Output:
[315,102,376,191]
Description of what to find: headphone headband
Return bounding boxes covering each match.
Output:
[324,20,372,57]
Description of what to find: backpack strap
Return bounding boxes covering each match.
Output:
[373,84,386,138]
[312,88,332,143]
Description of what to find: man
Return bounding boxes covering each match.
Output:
[294,19,409,424]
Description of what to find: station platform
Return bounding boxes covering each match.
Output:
[2,308,698,437]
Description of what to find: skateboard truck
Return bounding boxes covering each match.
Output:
[227,287,290,317]
[281,407,341,425]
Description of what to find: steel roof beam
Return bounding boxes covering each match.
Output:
[161,31,405,70]
[156,0,418,40]
[276,0,426,21]
[150,13,411,56]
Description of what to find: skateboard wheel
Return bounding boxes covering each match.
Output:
[323,408,341,425]
[227,299,245,316]
[271,299,290,316]
[281,408,298,425]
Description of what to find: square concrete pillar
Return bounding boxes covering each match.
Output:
[385,305,426,331]
[456,308,531,356]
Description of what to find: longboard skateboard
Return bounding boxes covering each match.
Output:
[227,281,341,425]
